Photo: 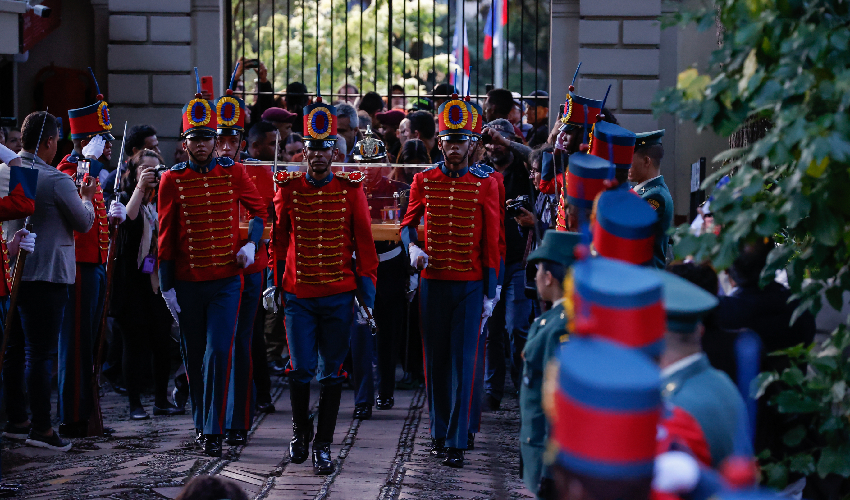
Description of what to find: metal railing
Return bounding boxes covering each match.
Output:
[227,0,550,107]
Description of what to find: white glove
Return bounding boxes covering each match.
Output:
[482,295,495,319]
[0,143,19,165]
[236,242,256,268]
[8,228,36,255]
[82,135,106,159]
[406,273,419,302]
[356,305,374,326]
[162,288,181,324]
[652,451,700,494]
[108,200,127,224]
[262,286,279,313]
[409,245,429,269]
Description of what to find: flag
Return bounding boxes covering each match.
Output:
[451,12,470,94]
[483,0,506,61]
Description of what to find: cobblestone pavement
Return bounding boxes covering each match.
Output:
[2,376,533,499]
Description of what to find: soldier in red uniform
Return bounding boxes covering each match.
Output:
[272,90,378,475]
[400,93,501,468]
[55,70,127,437]
[157,70,267,457]
[214,68,277,446]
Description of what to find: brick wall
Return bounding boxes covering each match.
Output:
[105,0,220,165]
[576,0,661,134]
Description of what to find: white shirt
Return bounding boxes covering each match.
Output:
[660,353,704,379]
[632,174,662,193]
[551,297,566,309]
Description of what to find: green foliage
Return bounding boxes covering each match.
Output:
[655,0,850,321]
[751,325,850,490]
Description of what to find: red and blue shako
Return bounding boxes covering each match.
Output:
[566,152,611,209]
[569,257,666,356]
[303,98,338,149]
[437,95,473,140]
[592,188,657,266]
[545,336,662,479]
[590,121,637,170]
[216,91,245,136]
[560,91,603,131]
[68,73,114,140]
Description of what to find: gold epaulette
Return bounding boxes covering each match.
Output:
[334,171,365,184]
[274,171,303,185]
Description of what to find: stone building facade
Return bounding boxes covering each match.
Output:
[551,0,728,221]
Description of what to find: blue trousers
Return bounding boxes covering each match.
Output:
[58,263,106,424]
[350,319,374,406]
[468,319,488,434]
[4,281,68,432]
[227,271,262,431]
[420,278,483,449]
[174,275,243,435]
[283,291,354,386]
[485,261,531,402]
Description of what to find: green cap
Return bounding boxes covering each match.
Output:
[635,129,665,148]
[527,231,581,268]
[655,270,719,333]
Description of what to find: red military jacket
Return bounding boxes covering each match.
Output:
[401,163,500,295]
[539,174,568,231]
[0,165,38,296]
[272,170,378,302]
[241,161,275,276]
[157,156,267,284]
[57,153,109,263]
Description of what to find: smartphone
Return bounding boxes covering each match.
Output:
[485,83,494,94]
[76,159,90,187]
[559,104,565,120]
[200,76,214,99]
[243,59,260,70]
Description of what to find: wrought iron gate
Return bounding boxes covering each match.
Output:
[227,0,550,102]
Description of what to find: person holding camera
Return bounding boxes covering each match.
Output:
[480,119,534,412]
[55,82,128,438]
[4,111,95,452]
[111,149,182,420]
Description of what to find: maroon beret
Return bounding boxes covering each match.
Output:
[261,107,298,124]
[376,109,406,128]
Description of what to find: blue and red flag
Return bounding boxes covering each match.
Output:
[483,0,507,60]
[450,14,470,93]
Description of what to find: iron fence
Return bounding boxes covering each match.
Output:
[227,0,550,104]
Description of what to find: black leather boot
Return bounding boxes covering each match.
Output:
[289,381,314,464]
[442,447,464,468]
[429,438,447,458]
[204,434,223,458]
[312,384,342,475]
[226,429,247,446]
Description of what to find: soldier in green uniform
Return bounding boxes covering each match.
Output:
[657,269,752,467]
[519,231,580,498]
[629,130,673,269]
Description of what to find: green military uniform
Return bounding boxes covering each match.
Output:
[634,130,674,269]
[656,270,750,466]
[518,231,579,498]
[520,301,569,496]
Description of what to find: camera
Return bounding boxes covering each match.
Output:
[505,195,532,219]
[480,132,492,145]
[154,164,169,181]
[27,3,52,18]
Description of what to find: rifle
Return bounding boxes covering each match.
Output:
[88,125,127,437]
[0,223,34,374]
